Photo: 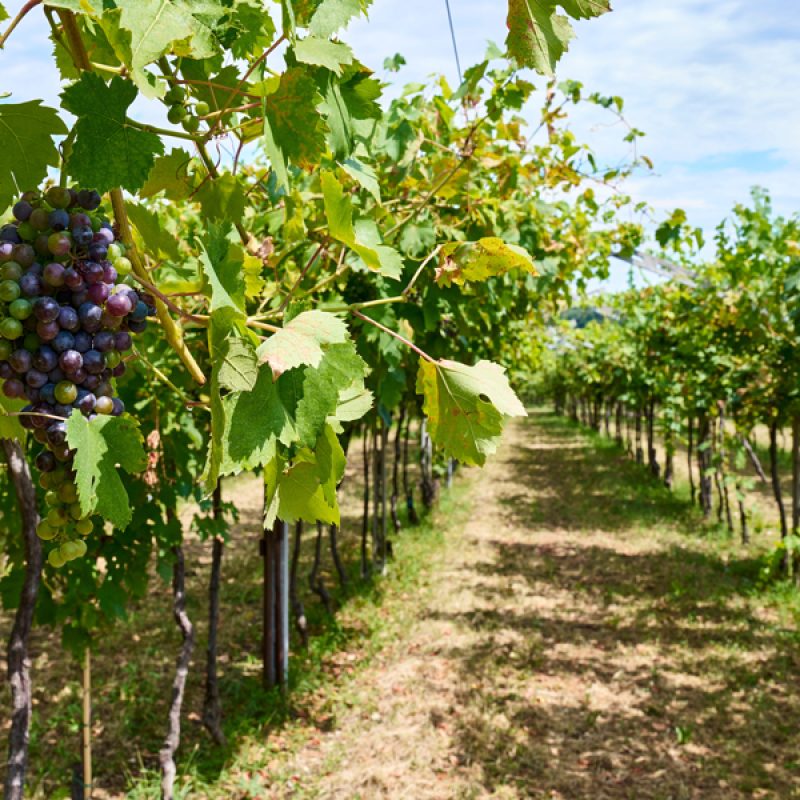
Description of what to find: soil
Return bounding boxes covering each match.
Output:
[263,411,800,800]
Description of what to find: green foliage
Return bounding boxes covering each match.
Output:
[66,412,147,530]
[0,101,67,210]
[61,73,164,192]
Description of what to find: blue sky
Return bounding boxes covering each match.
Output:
[2,0,798,291]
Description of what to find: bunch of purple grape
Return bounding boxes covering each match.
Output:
[0,186,155,567]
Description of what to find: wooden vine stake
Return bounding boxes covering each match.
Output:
[82,648,92,799]
[262,517,289,689]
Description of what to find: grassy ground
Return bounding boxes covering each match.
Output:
[3,410,800,798]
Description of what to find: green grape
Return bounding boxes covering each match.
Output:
[46,186,72,209]
[0,261,22,281]
[61,539,87,561]
[37,520,58,541]
[167,104,188,124]
[194,100,210,116]
[58,482,79,503]
[48,549,66,568]
[107,242,124,260]
[68,502,83,521]
[9,298,32,320]
[75,518,93,536]
[0,317,23,340]
[46,507,68,527]
[0,280,20,302]
[105,351,122,369]
[55,381,78,404]
[39,473,52,490]
[164,85,186,104]
[0,339,12,360]
[44,490,60,507]
[17,222,34,241]
[95,395,114,415]
[114,256,132,276]
[182,116,200,133]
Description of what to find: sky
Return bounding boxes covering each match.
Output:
[1,0,798,292]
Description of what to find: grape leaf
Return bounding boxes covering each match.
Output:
[140,149,193,200]
[218,333,258,392]
[0,395,27,441]
[262,68,328,189]
[294,36,354,75]
[61,73,164,192]
[506,0,573,74]
[416,359,527,466]
[559,0,611,19]
[126,202,181,261]
[66,411,147,530]
[309,0,361,36]
[108,0,220,95]
[294,341,368,447]
[257,310,349,378]
[321,170,401,278]
[341,157,380,202]
[218,365,297,475]
[0,101,68,211]
[198,223,246,313]
[435,237,537,286]
[0,4,7,22]
[264,425,345,527]
[327,382,373,430]
[196,173,247,222]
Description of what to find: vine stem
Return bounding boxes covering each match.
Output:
[0,0,42,49]
[133,348,194,406]
[351,309,434,362]
[276,243,325,314]
[125,117,204,143]
[324,295,406,313]
[403,245,442,296]
[56,9,207,385]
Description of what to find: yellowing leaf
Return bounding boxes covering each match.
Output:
[416,359,526,466]
[436,238,537,286]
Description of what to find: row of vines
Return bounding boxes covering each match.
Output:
[542,190,800,573]
[0,0,661,796]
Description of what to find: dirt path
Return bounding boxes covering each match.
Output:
[274,411,800,800]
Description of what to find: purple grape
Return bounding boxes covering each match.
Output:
[82,261,104,285]
[0,362,13,379]
[0,243,14,262]
[78,190,101,210]
[0,225,21,244]
[49,209,70,231]
[88,283,110,304]
[59,349,83,373]
[82,373,101,391]
[65,367,87,384]
[106,293,131,317]
[53,404,72,419]
[40,383,56,405]
[14,244,35,269]
[30,404,50,429]
[72,225,94,247]
[48,367,65,385]
[33,296,60,323]
[89,244,108,261]
[36,321,59,342]
[79,302,103,332]
[100,310,122,330]
[113,331,132,352]
[2,378,24,398]
[127,319,147,334]
[33,346,58,372]
[94,228,114,247]
[83,349,104,374]
[9,350,31,373]
[73,331,91,353]
[67,189,78,208]
[102,264,118,284]
[71,289,89,308]
[33,235,50,257]
[112,362,126,378]
[130,301,149,322]
[12,201,33,222]
[35,450,56,472]
[59,307,80,332]
[95,380,112,397]
[26,262,43,277]
[24,385,40,402]
[76,392,96,414]
[63,267,84,290]
[25,369,47,389]
[43,262,65,287]
[19,406,35,429]
[33,427,49,445]
[19,272,42,297]
[52,331,75,354]
[93,331,115,352]
[46,421,67,446]
[70,212,90,228]
[111,398,125,416]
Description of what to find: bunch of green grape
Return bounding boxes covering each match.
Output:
[165,85,210,134]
